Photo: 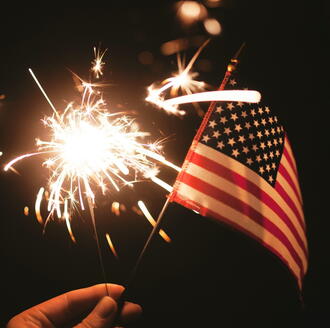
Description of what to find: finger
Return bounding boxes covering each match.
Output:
[9,284,124,327]
[119,301,142,324]
[74,296,117,328]
[65,284,124,319]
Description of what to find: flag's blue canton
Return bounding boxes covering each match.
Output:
[200,78,285,186]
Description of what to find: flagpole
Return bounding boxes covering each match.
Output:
[219,42,245,89]
[114,42,247,321]
[114,197,171,322]
[120,197,171,295]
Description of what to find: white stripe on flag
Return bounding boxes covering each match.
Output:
[184,161,307,269]
[194,142,306,235]
[175,182,302,283]
[276,172,304,220]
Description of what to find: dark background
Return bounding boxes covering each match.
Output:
[0,1,326,327]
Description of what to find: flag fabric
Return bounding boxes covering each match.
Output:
[169,73,308,289]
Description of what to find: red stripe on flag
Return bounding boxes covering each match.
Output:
[188,151,306,239]
[278,164,302,206]
[178,172,305,275]
[284,136,298,173]
[283,147,298,177]
[274,180,305,231]
[172,193,303,288]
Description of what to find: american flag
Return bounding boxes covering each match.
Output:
[169,72,308,289]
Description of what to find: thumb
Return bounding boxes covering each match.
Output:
[75,296,117,328]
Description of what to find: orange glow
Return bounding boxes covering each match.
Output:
[111,201,121,216]
[203,18,222,35]
[177,1,207,24]
[132,205,143,216]
[91,47,107,79]
[35,187,44,224]
[106,233,119,259]
[64,198,76,243]
[137,200,171,243]
[24,206,29,216]
[161,39,189,56]
[204,0,223,8]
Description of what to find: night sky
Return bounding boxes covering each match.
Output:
[0,1,326,327]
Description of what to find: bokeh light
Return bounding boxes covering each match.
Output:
[177,1,207,25]
[203,18,222,35]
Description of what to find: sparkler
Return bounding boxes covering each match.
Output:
[91,47,107,79]
[4,49,179,247]
[106,233,119,259]
[4,48,182,299]
[146,40,260,116]
[146,40,210,116]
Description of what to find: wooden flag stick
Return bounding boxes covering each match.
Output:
[220,41,245,89]
[113,197,171,324]
[120,197,171,297]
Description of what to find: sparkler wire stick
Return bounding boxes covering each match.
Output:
[28,69,114,296]
[115,43,248,316]
[28,69,59,119]
[115,197,171,315]
[87,196,111,297]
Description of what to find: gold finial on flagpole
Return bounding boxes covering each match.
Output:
[220,42,246,90]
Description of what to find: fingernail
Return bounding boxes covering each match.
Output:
[95,296,116,318]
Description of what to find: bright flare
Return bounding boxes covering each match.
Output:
[91,47,107,79]
[146,40,210,116]
[4,70,178,233]
[106,232,119,259]
[163,90,261,107]
[146,40,261,116]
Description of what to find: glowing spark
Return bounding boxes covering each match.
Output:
[137,200,171,243]
[64,198,76,243]
[163,90,261,107]
[146,40,210,116]
[4,152,50,172]
[161,38,189,56]
[28,68,58,116]
[203,18,222,35]
[150,176,173,193]
[24,206,29,216]
[176,1,207,25]
[5,68,178,233]
[35,187,45,224]
[105,232,119,259]
[132,205,143,216]
[91,47,107,79]
[111,201,121,216]
[146,40,262,116]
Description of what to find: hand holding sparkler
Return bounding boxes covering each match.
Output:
[3,48,178,300]
[6,284,142,328]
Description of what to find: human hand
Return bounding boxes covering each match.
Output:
[7,283,142,328]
